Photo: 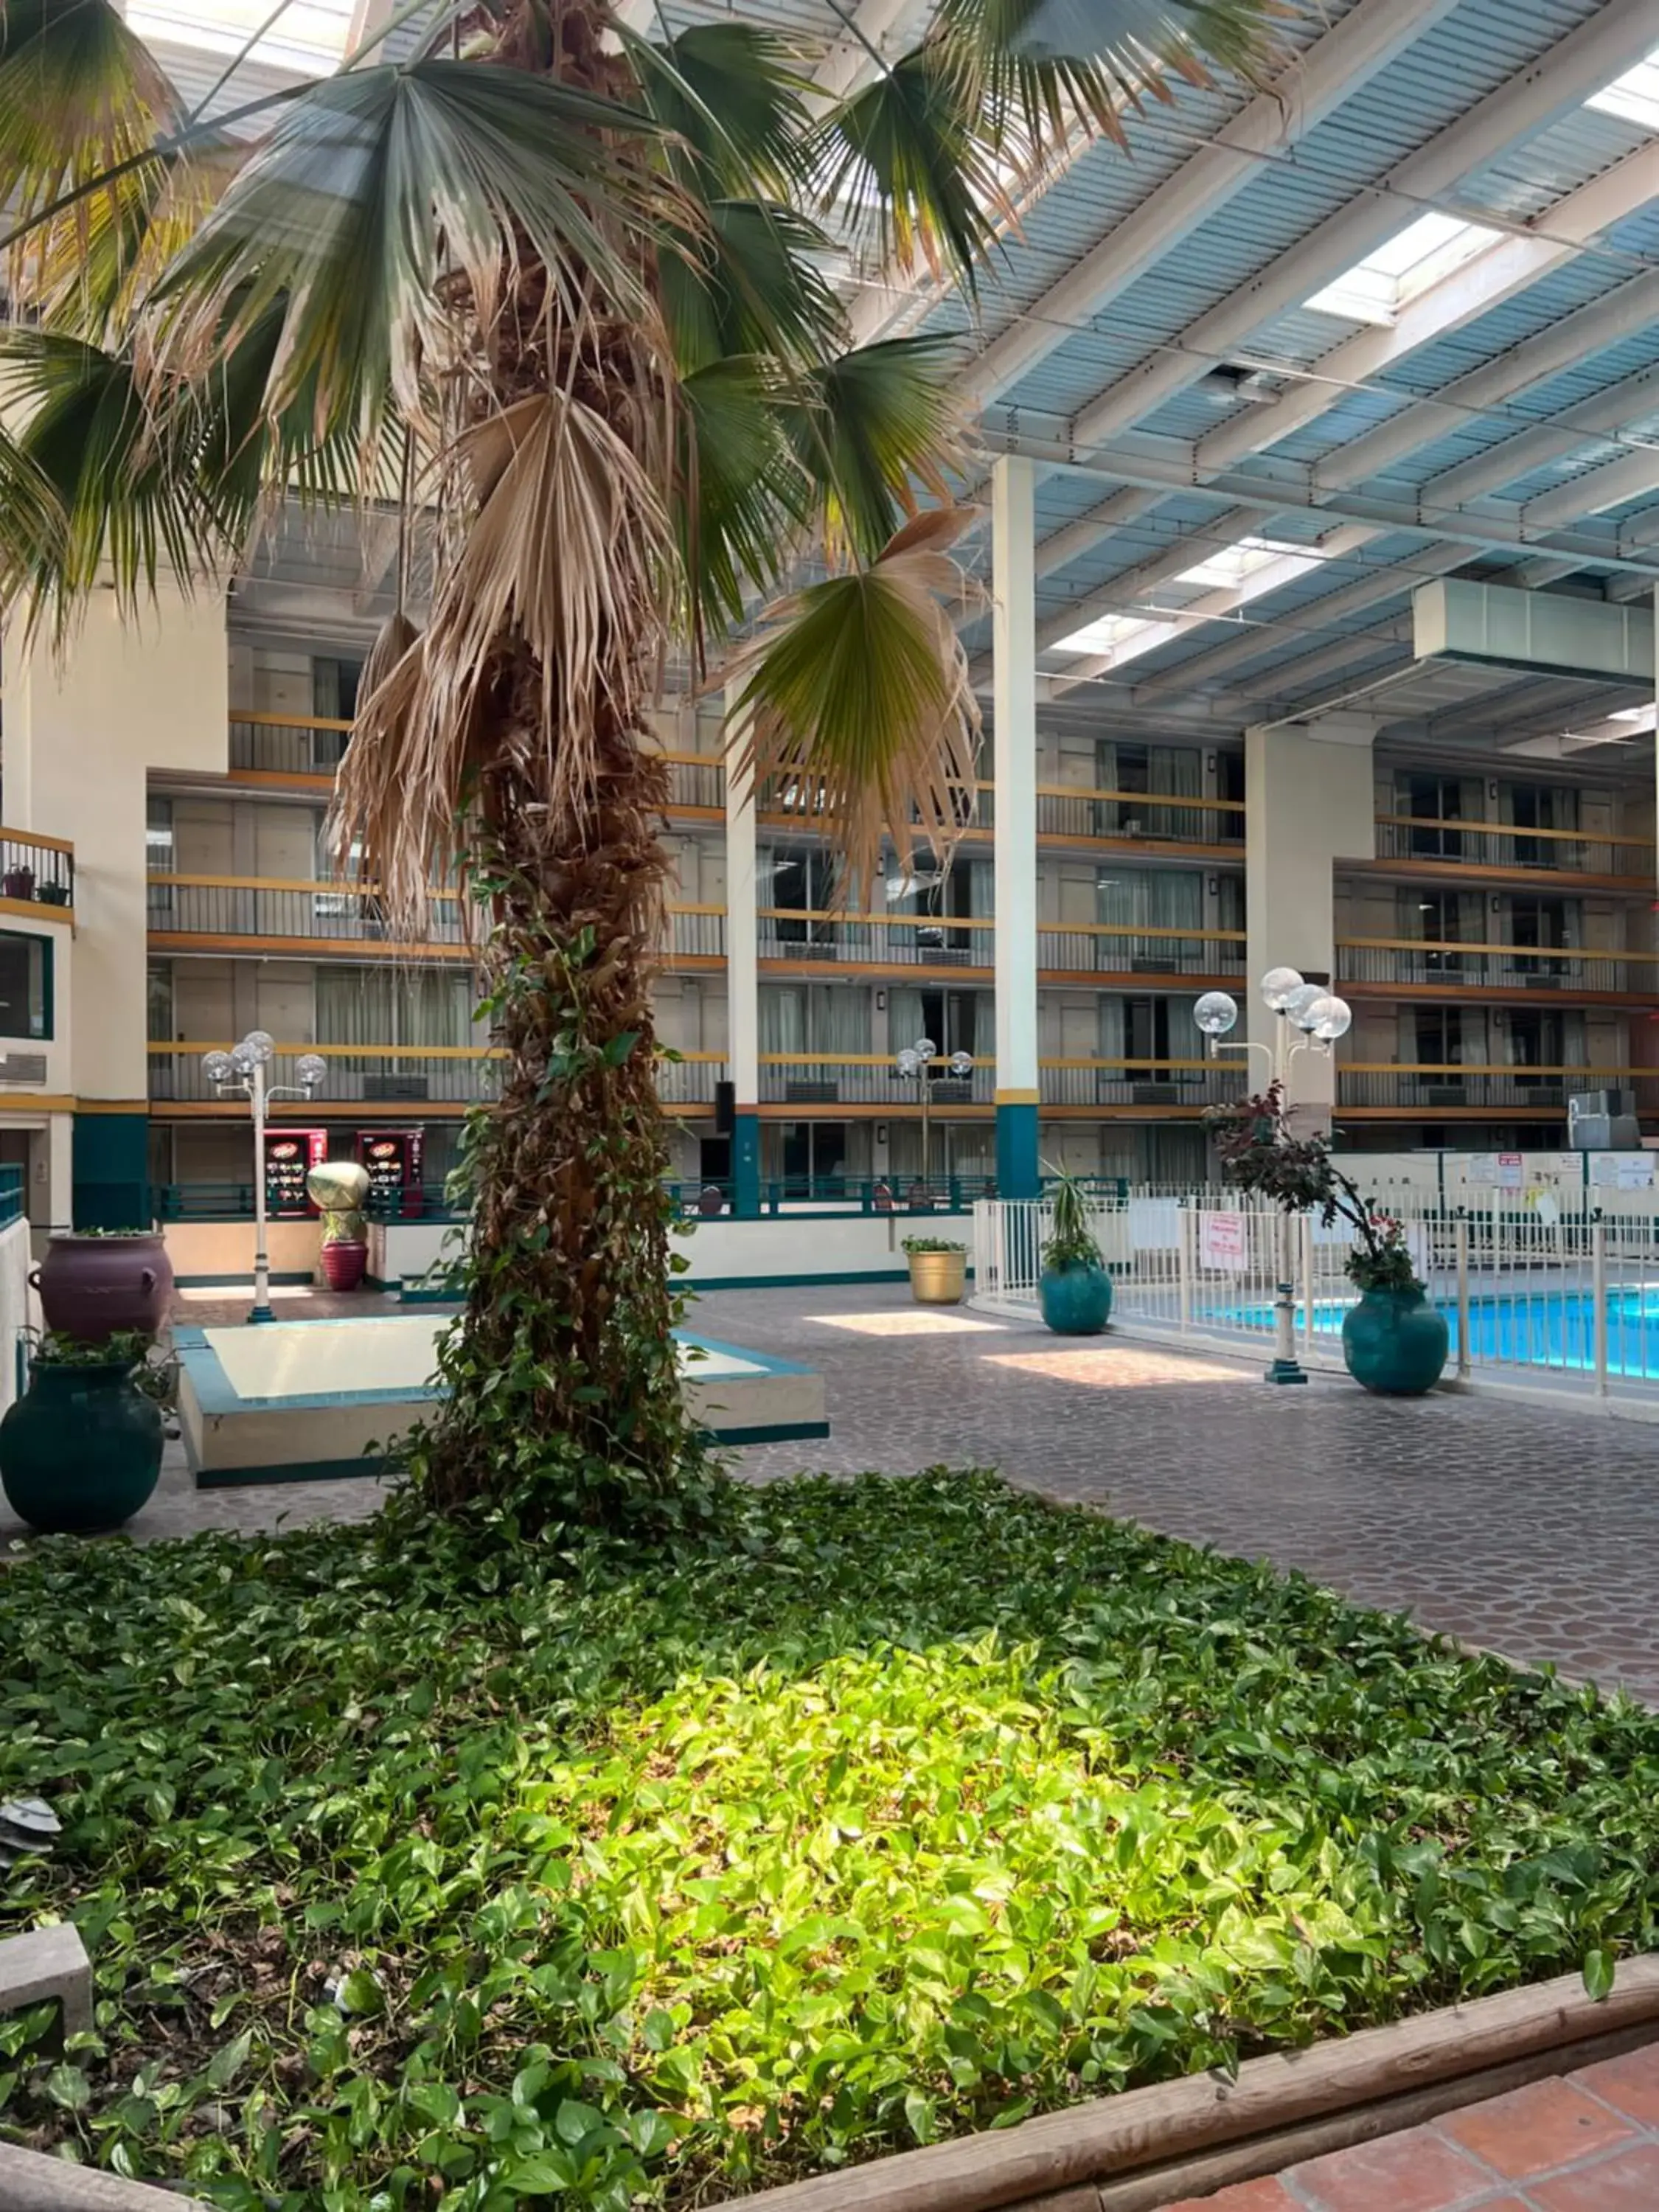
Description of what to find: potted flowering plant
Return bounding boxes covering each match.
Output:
[1207,1084,1448,1395]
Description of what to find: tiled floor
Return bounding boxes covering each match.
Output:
[16,1280,1659,1705]
[1171,2048,1659,2211]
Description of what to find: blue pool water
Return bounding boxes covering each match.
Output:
[1214,1288,1659,1378]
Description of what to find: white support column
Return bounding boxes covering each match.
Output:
[722,686,761,1215]
[992,456,1040,1198]
[1245,714,1378,1128]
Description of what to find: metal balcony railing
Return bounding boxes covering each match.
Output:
[1374,815,1651,877]
[152,1044,727,1107]
[0,827,74,910]
[146,874,467,948]
[1038,924,1246,977]
[1338,1064,1659,1111]
[759,909,995,969]
[228,712,352,778]
[1338,939,1659,995]
[975,782,1245,847]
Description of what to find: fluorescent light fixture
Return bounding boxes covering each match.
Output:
[1588,49,1659,132]
[1305,212,1506,326]
[128,0,357,74]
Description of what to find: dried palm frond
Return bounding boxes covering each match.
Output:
[336,378,672,932]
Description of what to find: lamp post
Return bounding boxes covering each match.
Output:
[202,1034,327,1324]
[894,1036,973,1201]
[1193,972,1353,1386]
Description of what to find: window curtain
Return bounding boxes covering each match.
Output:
[311,660,349,773]
[1099,868,1202,966]
[1097,994,1125,1074]
[889,987,923,1051]
[1150,746,1203,841]
[759,986,870,1059]
[969,858,995,917]
[316,967,474,1052]
[759,985,804,1057]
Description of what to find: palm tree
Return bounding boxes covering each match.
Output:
[0,0,1283,1522]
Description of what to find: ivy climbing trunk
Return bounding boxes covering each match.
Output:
[408,1,705,1522]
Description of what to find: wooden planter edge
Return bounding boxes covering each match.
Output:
[729,1956,1659,2212]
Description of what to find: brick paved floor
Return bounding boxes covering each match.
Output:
[13,1280,1659,1704]
[1171,2047,1659,2211]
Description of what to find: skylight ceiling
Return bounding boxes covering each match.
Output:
[1304,211,1506,327]
[128,0,358,76]
[1587,47,1659,132]
[1050,536,1330,666]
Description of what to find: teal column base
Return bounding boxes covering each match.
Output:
[995,1099,1040,1202]
[72,1111,150,1231]
[732,1110,761,1220]
[1265,1357,1309,1385]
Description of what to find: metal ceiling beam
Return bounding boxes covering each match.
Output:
[1066,0,1659,458]
[1198,139,1659,477]
[1419,361,1659,509]
[1523,448,1659,532]
[953,0,1456,414]
[1132,545,1472,702]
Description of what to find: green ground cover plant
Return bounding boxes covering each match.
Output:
[3,1470,1658,2209]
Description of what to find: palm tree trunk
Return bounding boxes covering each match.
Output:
[413,0,708,1522]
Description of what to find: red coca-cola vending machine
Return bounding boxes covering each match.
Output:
[357,1128,425,1217]
[264,1127,327,1217]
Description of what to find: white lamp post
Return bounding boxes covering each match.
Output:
[1193,973,1353,1386]
[894,1036,974,1200]
[202,1035,327,1324]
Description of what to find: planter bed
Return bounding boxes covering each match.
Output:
[4,1472,1659,2210]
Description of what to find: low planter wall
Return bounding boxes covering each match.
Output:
[161,1218,321,1288]
[731,1960,1659,2212]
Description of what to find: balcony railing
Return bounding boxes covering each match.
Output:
[759,910,1244,978]
[229,712,353,778]
[975,782,1245,848]
[147,874,467,948]
[1040,924,1245,977]
[1374,815,1652,877]
[664,905,726,959]
[657,750,724,811]
[1338,1064,1659,1111]
[754,1055,1239,1110]
[153,1043,728,1107]
[1338,939,1659,995]
[0,827,74,910]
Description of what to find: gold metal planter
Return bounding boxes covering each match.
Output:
[907,1251,967,1304]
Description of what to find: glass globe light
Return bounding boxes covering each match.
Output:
[914,1037,936,1062]
[1312,993,1352,1043]
[231,1044,257,1074]
[948,1051,973,1078]
[896,1048,919,1079]
[1259,966,1305,1013]
[1285,981,1326,1031]
[240,1029,276,1065]
[201,1049,234,1083]
[1193,991,1239,1039]
[296,1054,327,1089]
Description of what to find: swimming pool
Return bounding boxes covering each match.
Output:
[1211,1287,1659,1379]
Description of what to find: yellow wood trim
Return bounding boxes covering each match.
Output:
[0,896,72,925]
[995,1088,1039,1105]
[0,826,74,856]
[0,1093,74,1113]
[973,780,1246,813]
[147,870,460,900]
[653,748,726,769]
[1337,934,1659,961]
[231,709,354,731]
[154,1099,475,1119]
[1374,812,1648,849]
[147,932,473,962]
[73,1098,149,1113]
[667,901,726,917]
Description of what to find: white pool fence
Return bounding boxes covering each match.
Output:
[972,1191,1659,1405]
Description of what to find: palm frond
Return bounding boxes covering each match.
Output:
[0,0,178,274]
[933,0,1284,152]
[808,49,1011,288]
[676,355,810,642]
[152,60,669,441]
[335,380,673,930]
[660,197,845,376]
[787,335,964,564]
[627,22,817,198]
[0,329,246,646]
[729,509,982,896]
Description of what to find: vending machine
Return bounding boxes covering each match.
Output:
[264,1127,327,1217]
[357,1128,425,1216]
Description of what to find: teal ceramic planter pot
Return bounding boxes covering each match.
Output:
[1341,1285,1449,1397]
[0,1363,164,1534]
[1040,1262,1113,1335]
